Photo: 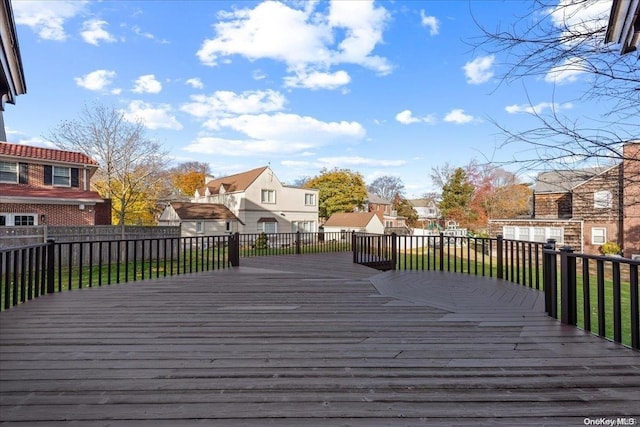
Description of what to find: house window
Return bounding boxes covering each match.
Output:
[262,221,277,233]
[519,227,531,241]
[14,215,36,226]
[195,221,203,234]
[261,189,276,204]
[503,226,515,240]
[385,221,393,227]
[548,227,564,244]
[592,227,606,245]
[226,221,231,232]
[305,193,316,206]
[594,191,612,209]
[533,228,546,242]
[292,221,316,232]
[53,166,71,186]
[0,162,17,183]
[0,215,6,226]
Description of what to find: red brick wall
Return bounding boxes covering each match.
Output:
[0,202,96,225]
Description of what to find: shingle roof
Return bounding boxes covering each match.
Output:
[367,191,390,205]
[0,142,99,166]
[0,184,104,201]
[197,166,268,196]
[534,167,611,193]
[323,212,377,228]
[169,202,241,222]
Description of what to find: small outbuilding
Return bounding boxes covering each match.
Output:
[322,212,385,234]
[158,202,243,236]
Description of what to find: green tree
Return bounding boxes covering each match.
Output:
[393,194,418,228]
[439,168,476,227]
[303,168,367,218]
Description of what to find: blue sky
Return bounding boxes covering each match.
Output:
[5,0,615,197]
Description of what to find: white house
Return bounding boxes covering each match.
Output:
[192,166,319,234]
[322,212,385,234]
[158,202,243,236]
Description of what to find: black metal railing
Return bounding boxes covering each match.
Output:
[543,245,639,350]
[353,233,544,289]
[0,231,352,311]
[1,234,233,311]
[352,233,639,349]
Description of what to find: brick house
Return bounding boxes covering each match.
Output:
[489,142,639,258]
[363,192,407,231]
[0,142,111,227]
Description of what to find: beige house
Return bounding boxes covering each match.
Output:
[322,212,385,234]
[191,166,319,234]
[158,202,242,237]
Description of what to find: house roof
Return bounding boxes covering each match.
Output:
[0,142,99,166]
[169,202,242,223]
[606,0,640,54]
[366,191,391,205]
[197,166,268,196]
[534,167,612,193]
[0,0,27,106]
[408,198,437,208]
[0,184,104,202]
[323,212,378,228]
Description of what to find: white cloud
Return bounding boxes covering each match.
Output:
[317,156,407,167]
[218,113,365,142]
[550,0,610,47]
[545,57,586,84]
[12,0,86,41]
[283,70,351,90]
[395,110,436,125]
[181,89,286,125]
[444,109,474,124]
[196,1,391,88]
[74,69,116,91]
[253,69,267,80]
[132,74,162,94]
[420,10,439,36]
[185,78,204,89]
[81,19,116,45]
[463,55,495,84]
[122,101,182,130]
[505,102,574,115]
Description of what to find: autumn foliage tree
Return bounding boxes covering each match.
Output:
[303,168,367,219]
[166,161,211,199]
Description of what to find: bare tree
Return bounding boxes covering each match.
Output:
[471,0,639,171]
[367,175,405,201]
[48,103,170,225]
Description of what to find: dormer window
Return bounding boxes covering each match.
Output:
[594,190,612,209]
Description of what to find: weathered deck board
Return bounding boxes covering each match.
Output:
[1,252,639,425]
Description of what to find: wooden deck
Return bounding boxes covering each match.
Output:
[1,253,639,426]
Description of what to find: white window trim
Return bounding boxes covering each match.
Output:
[53,166,71,187]
[261,189,276,204]
[0,161,17,183]
[591,227,607,245]
[1,213,38,226]
[594,190,612,209]
[304,193,316,206]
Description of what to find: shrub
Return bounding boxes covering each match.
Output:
[255,232,269,250]
[599,241,621,256]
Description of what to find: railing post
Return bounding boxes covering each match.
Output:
[439,232,444,271]
[542,239,557,316]
[46,238,55,294]
[295,231,301,255]
[229,232,240,267]
[391,232,397,270]
[560,245,577,325]
[496,234,503,280]
[352,232,357,264]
